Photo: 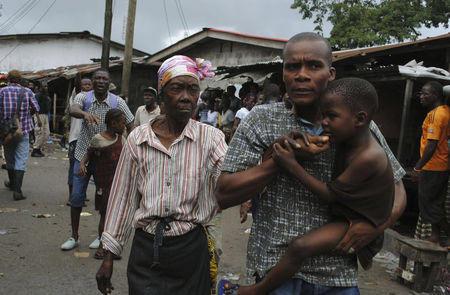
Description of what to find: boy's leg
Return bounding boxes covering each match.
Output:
[243,222,349,295]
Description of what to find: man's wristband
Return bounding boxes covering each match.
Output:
[413,167,421,172]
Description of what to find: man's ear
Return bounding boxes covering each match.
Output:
[328,66,336,82]
[355,111,368,127]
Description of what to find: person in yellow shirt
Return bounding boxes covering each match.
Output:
[414,81,450,245]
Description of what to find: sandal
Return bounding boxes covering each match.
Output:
[217,279,239,295]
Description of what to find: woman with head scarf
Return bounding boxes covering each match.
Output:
[96,56,226,295]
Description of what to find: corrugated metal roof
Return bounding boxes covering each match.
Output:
[21,58,159,82]
[332,33,450,61]
[214,33,450,77]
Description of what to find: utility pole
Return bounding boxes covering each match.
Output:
[101,0,113,69]
[121,0,137,99]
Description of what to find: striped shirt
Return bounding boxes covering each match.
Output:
[73,91,134,161]
[102,118,227,256]
[0,84,39,134]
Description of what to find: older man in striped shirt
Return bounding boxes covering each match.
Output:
[96,56,226,295]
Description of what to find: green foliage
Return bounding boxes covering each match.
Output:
[291,0,450,49]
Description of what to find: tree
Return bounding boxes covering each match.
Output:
[291,0,450,49]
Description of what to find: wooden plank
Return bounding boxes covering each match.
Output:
[399,244,446,264]
[399,238,447,253]
[424,262,441,292]
[413,262,425,292]
[396,255,408,284]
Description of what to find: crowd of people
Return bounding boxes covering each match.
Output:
[0,31,448,295]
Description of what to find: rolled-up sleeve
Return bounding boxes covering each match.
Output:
[101,133,141,256]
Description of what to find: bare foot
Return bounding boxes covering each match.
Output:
[237,285,262,295]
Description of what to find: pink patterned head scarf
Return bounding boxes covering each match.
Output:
[157,55,215,91]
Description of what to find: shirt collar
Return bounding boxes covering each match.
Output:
[92,92,114,107]
[288,107,323,136]
[135,117,197,146]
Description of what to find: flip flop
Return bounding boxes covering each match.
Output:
[217,278,239,295]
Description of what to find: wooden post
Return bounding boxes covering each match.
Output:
[446,48,450,73]
[53,93,57,131]
[101,0,113,69]
[397,79,414,161]
[66,79,73,108]
[120,0,137,99]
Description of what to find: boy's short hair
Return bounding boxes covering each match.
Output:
[325,77,378,118]
[105,109,124,128]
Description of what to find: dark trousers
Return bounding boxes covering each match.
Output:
[127,227,211,295]
[419,170,449,224]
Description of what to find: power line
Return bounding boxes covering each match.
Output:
[0,0,36,30]
[162,0,173,44]
[0,0,41,34]
[173,0,187,36]
[0,0,42,34]
[27,0,56,33]
[175,0,189,36]
[0,0,57,63]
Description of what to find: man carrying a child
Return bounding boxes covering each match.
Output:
[60,69,134,251]
[216,33,407,294]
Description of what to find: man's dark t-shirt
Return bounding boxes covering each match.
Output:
[36,93,51,114]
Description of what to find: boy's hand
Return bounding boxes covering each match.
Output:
[273,140,298,172]
[336,220,379,253]
[269,132,330,162]
[289,133,330,161]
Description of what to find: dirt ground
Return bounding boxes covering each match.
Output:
[0,146,423,294]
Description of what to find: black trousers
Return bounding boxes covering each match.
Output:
[127,227,211,295]
[419,170,449,224]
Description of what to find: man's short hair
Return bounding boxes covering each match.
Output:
[92,68,110,78]
[325,77,378,118]
[424,81,443,99]
[105,108,124,128]
[283,32,332,65]
[7,70,22,83]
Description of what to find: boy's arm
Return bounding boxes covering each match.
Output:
[336,180,406,253]
[273,142,376,204]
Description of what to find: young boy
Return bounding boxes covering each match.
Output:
[236,78,395,295]
[78,109,126,259]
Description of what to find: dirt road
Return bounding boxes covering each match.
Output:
[0,147,412,294]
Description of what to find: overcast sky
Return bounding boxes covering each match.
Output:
[0,0,448,55]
